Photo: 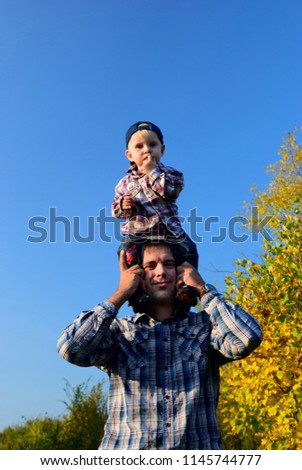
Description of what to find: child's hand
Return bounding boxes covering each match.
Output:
[139,156,157,175]
[122,196,135,211]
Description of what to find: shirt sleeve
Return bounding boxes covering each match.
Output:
[199,291,263,361]
[111,177,131,219]
[146,163,184,201]
[57,301,119,368]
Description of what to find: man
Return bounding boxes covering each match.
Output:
[57,241,262,450]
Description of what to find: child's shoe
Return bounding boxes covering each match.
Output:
[125,244,151,313]
[128,288,152,313]
[175,285,199,310]
[125,243,140,267]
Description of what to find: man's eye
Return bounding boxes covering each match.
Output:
[143,263,156,270]
[165,261,175,268]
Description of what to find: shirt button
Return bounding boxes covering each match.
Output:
[165,395,170,400]
[166,423,171,427]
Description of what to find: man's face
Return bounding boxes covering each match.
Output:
[142,244,177,304]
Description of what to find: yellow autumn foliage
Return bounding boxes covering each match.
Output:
[219,128,302,450]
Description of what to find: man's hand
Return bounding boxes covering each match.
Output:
[108,251,143,310]
[176,262,206,297]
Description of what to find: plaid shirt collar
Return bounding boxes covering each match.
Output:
[134,309,188,326]
[126,161,165,176]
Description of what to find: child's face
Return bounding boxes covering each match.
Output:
[125,131,165,173]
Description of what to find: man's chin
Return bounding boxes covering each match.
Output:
[150,290,175,304]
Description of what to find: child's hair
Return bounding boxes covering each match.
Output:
[128,128,159,145]
[125,121,164,147]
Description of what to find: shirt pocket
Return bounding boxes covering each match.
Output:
[176,323,210,362]
[125,184,141,199]
[118,327,149,370]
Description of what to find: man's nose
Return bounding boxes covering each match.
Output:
[155,262,166,276]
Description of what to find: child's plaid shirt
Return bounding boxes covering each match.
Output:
[112,162,185,237]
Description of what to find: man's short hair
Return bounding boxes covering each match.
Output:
[142,239,179,264]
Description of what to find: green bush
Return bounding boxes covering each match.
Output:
[0,380,107,450]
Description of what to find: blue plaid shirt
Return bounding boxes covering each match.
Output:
[57,290,262,450]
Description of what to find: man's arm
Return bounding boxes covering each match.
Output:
[57,252,143,367]
[57,301,119,368]
[177,263,263,361]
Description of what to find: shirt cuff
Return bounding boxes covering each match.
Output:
[199,289,219,309]
[96,301,119,318]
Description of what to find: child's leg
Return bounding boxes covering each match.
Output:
[168,233,200,310]
[169,233,199,269]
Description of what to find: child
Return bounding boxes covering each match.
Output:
[112,121,199,312]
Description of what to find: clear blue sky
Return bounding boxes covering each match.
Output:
[1,0,301,431]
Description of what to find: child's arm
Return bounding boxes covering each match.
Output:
[147,163,184,201]
[112,164,184,219]
[111,177,137,219]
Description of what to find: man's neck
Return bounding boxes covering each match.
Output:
[151,304,174,322]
